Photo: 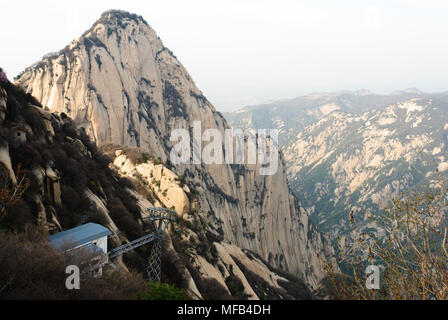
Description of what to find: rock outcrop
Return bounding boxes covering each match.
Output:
[0,142,16,185]
[15,10,332,288]
[112,149,190,218]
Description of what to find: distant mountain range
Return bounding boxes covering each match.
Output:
[225,90,448,238]
[223,89,438,146]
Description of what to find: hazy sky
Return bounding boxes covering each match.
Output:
[1,1,448,111]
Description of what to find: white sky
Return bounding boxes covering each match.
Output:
[1,0,448,111]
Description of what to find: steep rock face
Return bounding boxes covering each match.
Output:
[15,10,331,287]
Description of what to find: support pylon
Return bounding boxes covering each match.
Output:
[107,208,177,283]
[146,237,163,282]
